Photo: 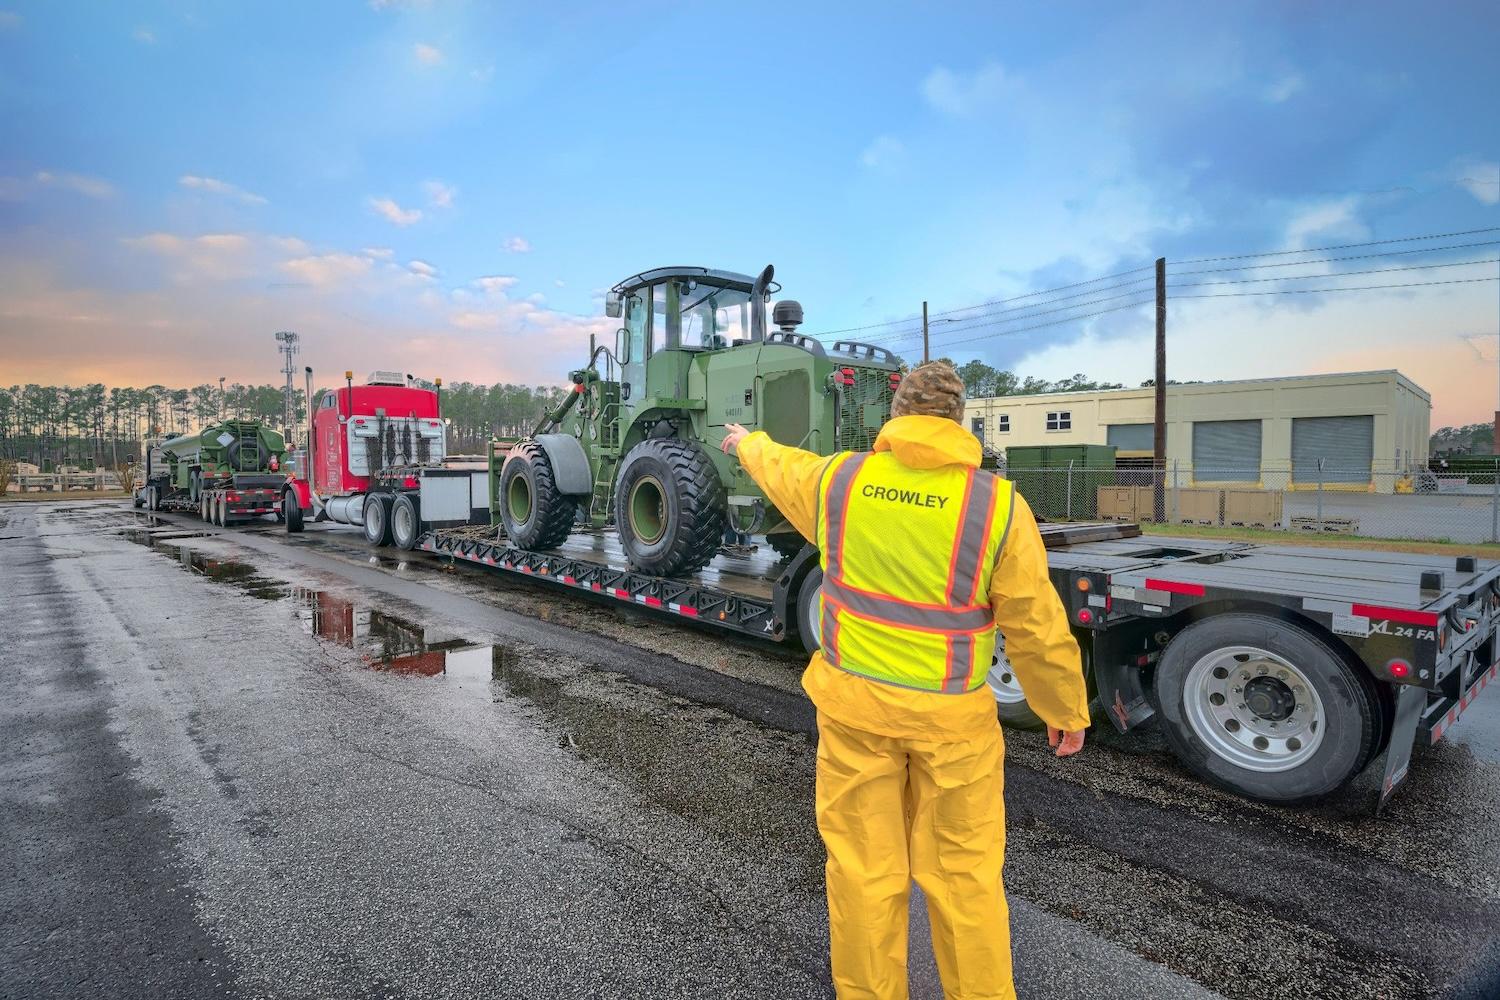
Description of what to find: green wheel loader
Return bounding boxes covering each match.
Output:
[497,264,905,576]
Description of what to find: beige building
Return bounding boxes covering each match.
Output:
[964,370,1431,492]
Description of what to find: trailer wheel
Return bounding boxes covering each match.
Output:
[1155,613,1377,803]
[363,494,393,547]
[284,490,304,533]
[200,493,210,521]
[767,531,809,561]
[615,438,726,576]
[500,442,577,551]
[133,490,143,509]
[392,493,420,550]
[145,485,156,511]
[797,566,824,654]
[987,636,1047,730]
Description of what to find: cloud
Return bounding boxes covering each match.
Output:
[554,279,565,288]
[1455,159,1499,206]
[422,179,455,208]
[25,170,114,199]
[921,62,1018,117]
[414,43,444,66]
[475,275,518,293]
[502,236,531,253]
[859,135,905,170]
[0,11,20,30]
[1282,197,1367,250]
[471,62,495,83]
[407,259,438,278]
[179,174,268,205]
[368,196,423,226]
[362,246,394,259]
[121,232,258,281]
[132,27,156,44]
[1262,73,1304,103]
[280,252,373,288]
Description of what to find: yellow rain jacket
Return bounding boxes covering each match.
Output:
[736,414,1090,1000]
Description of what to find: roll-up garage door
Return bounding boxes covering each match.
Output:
[1292,415,1373,484]
[1192,420,1261,482]
[1107,424,1153,452]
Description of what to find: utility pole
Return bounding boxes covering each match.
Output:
[1154,257,1167,518]
[218,377,225,420]
[922,301,930,364]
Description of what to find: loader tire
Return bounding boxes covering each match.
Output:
[500,441,576,551]
[615,438,726,577]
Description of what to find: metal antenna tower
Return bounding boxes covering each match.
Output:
[274,331,300,437]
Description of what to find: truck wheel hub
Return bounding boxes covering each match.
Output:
[1183,646,1326,773]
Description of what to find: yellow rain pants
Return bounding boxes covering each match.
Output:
[817,711,1012,1000]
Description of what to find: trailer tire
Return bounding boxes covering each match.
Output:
[145,485,156,511]
[363,494,393,547]
[133,490,144,509]
[987,635,1046,730]
[500,442,576,551]
[200,493,210,521]
[615,438,726,577]
[796,566,824,654]
[392,493,420,550]
[284,490,304,533]
[1154,613,1377,803]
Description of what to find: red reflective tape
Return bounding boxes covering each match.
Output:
[677,605,699,618]
[1145,578,1205,597]
[643,596,662,608]
[562,575,576,585]
[591,583,601,592]
[521,565,533,574]
[1351,604,1439,627]
[612,588,630,599]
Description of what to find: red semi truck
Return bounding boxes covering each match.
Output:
[282,369,487,545]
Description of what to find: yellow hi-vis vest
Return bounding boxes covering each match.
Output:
[815,452,1015,694]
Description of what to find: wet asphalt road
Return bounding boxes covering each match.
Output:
[3,501,1499,999]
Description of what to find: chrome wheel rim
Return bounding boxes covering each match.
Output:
[1183,645,1325,772]
[985,637,1028,705]
[395,503,414,542]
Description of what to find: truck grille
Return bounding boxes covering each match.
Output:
[836,367,894,453]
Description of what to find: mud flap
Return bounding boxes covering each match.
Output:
[1376,685,1427,814]
[1093,645,1155,733]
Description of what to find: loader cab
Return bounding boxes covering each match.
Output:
[612,267,766,404]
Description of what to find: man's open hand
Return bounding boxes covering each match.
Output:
[722,423,750,455]
[1048,727,1086,757]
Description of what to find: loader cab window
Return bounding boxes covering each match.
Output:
[623,291,648,364]
[679,283,751,350]
[650,283,671,356]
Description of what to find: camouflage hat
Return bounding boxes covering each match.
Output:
[890,361,966,423]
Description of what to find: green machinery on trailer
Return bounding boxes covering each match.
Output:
[138,419,289,525]
[495,264,906,576]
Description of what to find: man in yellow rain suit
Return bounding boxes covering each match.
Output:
[721,361,1090,1000]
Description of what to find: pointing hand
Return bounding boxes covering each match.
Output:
[722,423,750,455]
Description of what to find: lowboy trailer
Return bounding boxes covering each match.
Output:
[397,513,1498,810]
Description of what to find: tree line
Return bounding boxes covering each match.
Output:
[0,381,569,470]
[938,358,1125,398]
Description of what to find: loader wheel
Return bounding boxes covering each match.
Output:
[500,442,576,551]
[615,438,726,576]
[1153,613,1377,803]
[364,494,393,547]
[392,493,420,550]
[284,491,304,533]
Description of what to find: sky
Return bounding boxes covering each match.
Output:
[0,1,1496,426]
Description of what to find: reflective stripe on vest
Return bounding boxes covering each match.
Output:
[817,453,1012,694]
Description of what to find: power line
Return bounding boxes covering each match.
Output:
[1172,226,1500,265]
[806,262,1154,339]
[859,284,1159,345]
[877,298,1156,354]
[1171,257,1500,289]
[1173,275,1500,300]
[1169,239,1500,275]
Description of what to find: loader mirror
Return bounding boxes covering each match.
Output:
[605,297,622,319]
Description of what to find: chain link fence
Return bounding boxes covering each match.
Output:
[1000,460,1500,545]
